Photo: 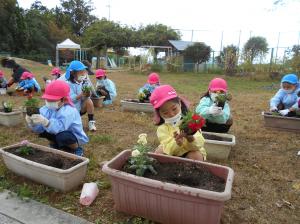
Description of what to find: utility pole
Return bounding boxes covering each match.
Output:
[275,32,280,64]
[106,3,111,20]
[191,30,194,42]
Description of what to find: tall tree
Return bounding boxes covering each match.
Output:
[138,24,181,46]
[216,45,239,75]
[0,0,28,53]
[60,0,97,36]
[183,42,211,64]
[242,36,268,64]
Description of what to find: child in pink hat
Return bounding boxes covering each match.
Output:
[0,70,8,89]
[138,72,160,102]
[44,67,63,85]
[95,69,117,105]
[16,72,41,96]
[25,80,88,156]
[195,77,232,133]
[150,85,206,161]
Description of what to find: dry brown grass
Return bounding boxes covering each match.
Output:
[0,60,299,224]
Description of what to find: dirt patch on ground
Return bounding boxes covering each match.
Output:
[6,147,82,169]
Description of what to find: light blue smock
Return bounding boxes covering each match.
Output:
[270,84,300,109]
[96,79,117,105]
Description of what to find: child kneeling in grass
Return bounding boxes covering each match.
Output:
[150,85,206,161]
[270,73,300,116]
[25,80,88,156]
[195,78,232,133]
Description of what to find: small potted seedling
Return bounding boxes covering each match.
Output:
[214,93,232,109]
[15,145,35,156]
[24,97,40,116]
[82,85,92,97]
[2,101,13,113]
[138,89,151,103]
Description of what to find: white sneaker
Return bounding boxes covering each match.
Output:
[88,120,97,131]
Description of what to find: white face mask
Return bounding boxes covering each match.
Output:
[45,100,60,110]
[210,93,218,101]
[78,75,87,82]
[282,89,293,94]
[164,110,182,127]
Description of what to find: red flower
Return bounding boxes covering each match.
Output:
[188,122,198,131]
[192,114,201,121]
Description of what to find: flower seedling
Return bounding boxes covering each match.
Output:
[179,112,206,135]
[215,93,232,109]
[128,134,157,176]
[16,146,35,156]
[82,85,92,97]
[24,97,40,116]
[2,101,13,113]
[138,89,151,103]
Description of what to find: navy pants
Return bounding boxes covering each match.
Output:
[39,131,78,152]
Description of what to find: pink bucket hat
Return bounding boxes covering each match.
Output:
[147,72,160,84]
[20,72,34,80]
[51,67,61,76]
[0,70,4,78]
[95,69,106,78]
[208,78,227,92]
[42,80,73,106]
[150,85,178,109]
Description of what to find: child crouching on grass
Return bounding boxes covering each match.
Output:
[0,70,8,89]
[150,85,206,161]
[16,72,41,96]
[25,80,88,156]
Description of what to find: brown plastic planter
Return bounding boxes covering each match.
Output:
[262,111,300,132]
[91,96,105,108]
[102,150,234,224]
[120,99,154,113]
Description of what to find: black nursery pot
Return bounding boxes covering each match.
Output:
[217,102,225,109]
[26,107,40,116]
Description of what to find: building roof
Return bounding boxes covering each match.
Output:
[168,40,194,51]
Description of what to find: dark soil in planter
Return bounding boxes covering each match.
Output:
[26,107,40,116]
[202,133,232,142]
[0,108,12,113]
[123,161,225,192]
[6,147,82,170]
[125,99,150,103]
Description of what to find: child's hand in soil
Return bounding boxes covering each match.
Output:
[174,132,184,146]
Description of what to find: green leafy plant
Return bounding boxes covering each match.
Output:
[82,85,92,93]
[24,98,40,116]
[2,101,13,113]
[215,93,232,109]
[127,134,157,176]
[138,89,150,102]
[16,146,34,156]
[179,112,206,135]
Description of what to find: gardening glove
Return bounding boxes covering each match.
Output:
[25,115,33,126]
[270,106,278,112]
[31,114,49,127]
[279,109,289,116]
[208,104,223,116]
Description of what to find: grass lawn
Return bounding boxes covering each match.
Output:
[0,58,299,224]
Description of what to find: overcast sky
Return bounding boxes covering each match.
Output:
[18,0,300,52]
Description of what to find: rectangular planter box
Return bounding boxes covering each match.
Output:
[102,150,234,224]
[262,111,300,132]
[0,109,23,126]
[120,99,154,113]
[91,96,105,108]
[0,142,89,192]
[202,132,236,160]
[0,88,7,95]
